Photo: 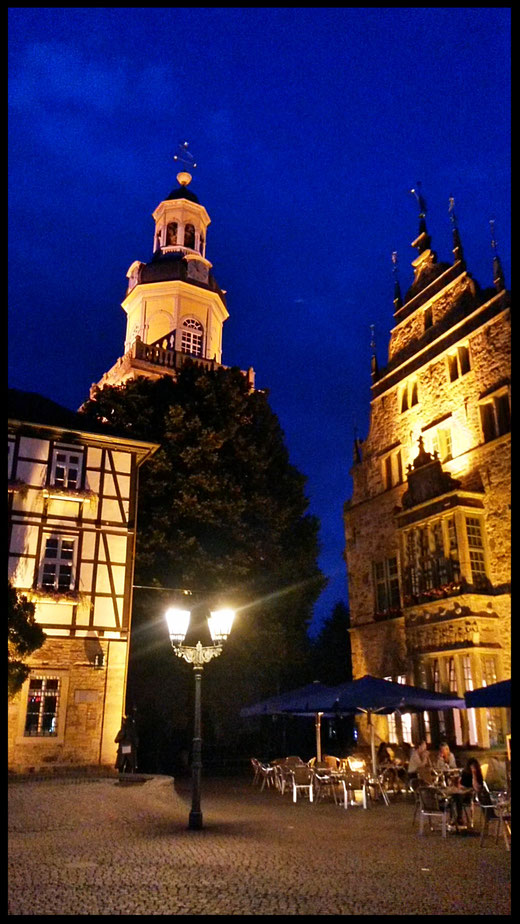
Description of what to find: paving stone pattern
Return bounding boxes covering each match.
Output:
[8,775,510,915]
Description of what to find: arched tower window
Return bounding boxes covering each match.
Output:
[181,318,203,357]
[199,233,205,256]
[184,223,195,249]
[166,222,178,245]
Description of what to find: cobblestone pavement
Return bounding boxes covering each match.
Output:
[8,774,510,915]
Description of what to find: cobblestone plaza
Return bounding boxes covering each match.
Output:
[8,775,510,915]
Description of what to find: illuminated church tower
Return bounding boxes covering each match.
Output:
[95,155,254,392]
[344,191,510,752]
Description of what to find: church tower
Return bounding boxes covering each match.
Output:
[94,164,254,393]
[344,192,510,753]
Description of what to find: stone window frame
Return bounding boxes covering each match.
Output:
[15,670,70,746]
[372,555,401,614]
[446,343,471,383]
[381,447,404,490]
[400,378,419,413]
[478,385,511,443]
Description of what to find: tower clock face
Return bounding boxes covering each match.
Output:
[186,260,209,284]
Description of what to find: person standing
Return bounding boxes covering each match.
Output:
[115,713,139,774]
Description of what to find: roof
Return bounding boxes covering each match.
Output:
[165,186,200,204]
[137,252,227,306]
[8,388,159,457]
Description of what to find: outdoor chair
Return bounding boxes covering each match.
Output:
[257,761,275,790]
[417,786,449,837]
[365,772,390,807]
[289,765,314,803]
[250,757,261,785]
[322,754,341,770]
[313,770,338,805]
[479,799,511,850]
[336,770,368,810]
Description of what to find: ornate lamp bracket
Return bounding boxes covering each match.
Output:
[172,640,223,669]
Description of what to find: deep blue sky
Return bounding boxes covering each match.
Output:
[8,8,510,635]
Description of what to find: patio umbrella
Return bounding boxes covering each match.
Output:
[322,675,466,776]
[239,682,337,760]
[465,678,511,708]
[240,675,465,773]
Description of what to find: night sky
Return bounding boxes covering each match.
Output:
[8,8,510,635]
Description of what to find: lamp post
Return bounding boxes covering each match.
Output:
[165,603,235,830]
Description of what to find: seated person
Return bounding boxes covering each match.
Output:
[407,740,431,784]
[435,741,457,771]
[449,757,488,829]
[377,741,394,767]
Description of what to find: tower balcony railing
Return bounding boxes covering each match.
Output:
[132,336,255,389]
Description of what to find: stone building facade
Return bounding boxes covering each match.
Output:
[344,207,510,750]
[8,390,157,773]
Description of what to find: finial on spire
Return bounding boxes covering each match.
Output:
[449,196,465,266]
[490,219,506,292]
[392,251,403,311]
[409,182,430,253]
[370,324,378,381]
[173,141,197,186]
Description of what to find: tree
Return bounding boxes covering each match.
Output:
[311,601,353,685]
[81,365,326,761]
[8,582,46,698]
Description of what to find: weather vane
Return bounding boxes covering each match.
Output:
[410,182,427,217]
[173,141,197,171]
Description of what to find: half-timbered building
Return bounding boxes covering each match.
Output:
[8,389,158,773]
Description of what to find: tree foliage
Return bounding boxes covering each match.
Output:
[81,365,326,757]
[310,601,353,686]
[8,581,46,698]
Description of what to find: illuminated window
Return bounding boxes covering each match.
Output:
[24,677,59,737]
[449,658,463,745]
[51,448,83,490]
[184,223,195,248]
[400,380,419,413]
[462,654,478,746]
[465,517,488,589]
[39,536,76,592]
[373,557,400,614]
[448,345,471,382]
[431,427,452,462]
[382,449,403,489]
[180,318,203,357]
[479,390,510,443]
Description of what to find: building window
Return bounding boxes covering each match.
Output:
[24,677,60,737]
[465,517,488,589]
[449,658,463,745]
[431,427,452,462]
[181,318,203,357]
[462,655,479,746]
[382,449,403,489]
[402,517,460,602]
[166,222,178,245]
[448,345,471,382]
[479,390,511,442]
[400,380,419,413]
[373,556,401,614]
[8,438,15,479]
[39,536,76,592]
[184,223,195,248]
[199,233,205,255]
[51,448,83,490]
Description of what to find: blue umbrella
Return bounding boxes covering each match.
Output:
[465,678,511,708]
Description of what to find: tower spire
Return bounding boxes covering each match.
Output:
[449,196,465,267]
[409,182,431,254]
[370,323,378,382]
[490,219,506,292]
[392,251,402,311]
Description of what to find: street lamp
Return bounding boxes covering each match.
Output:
[165,603,236,830]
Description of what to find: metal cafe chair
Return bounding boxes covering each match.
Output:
[479,796,511,850]
[288,765,314,803]
[313,769,338,805]
[417,786,450,837]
